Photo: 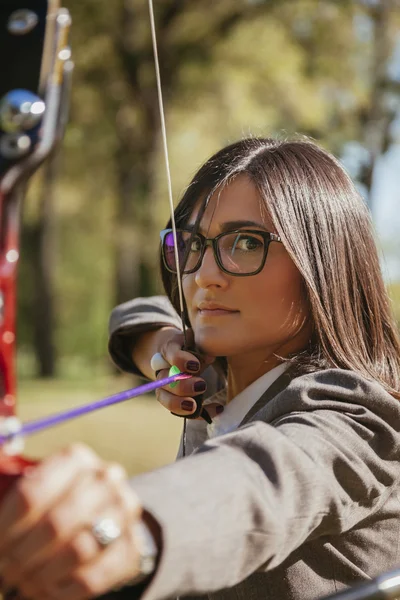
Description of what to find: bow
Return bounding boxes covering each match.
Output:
[0,0,195,490]
[0,0,75,496]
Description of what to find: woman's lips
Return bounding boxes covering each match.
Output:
[198,308,239,317]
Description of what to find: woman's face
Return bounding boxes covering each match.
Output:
[182,174,312,364]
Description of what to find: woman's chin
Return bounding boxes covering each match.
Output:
[195,333,236,358]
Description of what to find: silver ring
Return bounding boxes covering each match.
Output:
[150,352,170,373]
[91,517,121,547]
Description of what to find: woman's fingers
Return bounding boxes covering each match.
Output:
[202,403,224,419]
[29,529,99,590]
[156,368,207,397]
[0,444,102,554]
[18,492,143,600]
[34,530,140,600]
[162,345,202,374]
[18,509,129,598]
[2,462,134,580]
[0,458,142,600]
[153,327,220,418]
[159,331,194,373]
[156,387,199,416]
[156,388,223,419]
[159,328,214,374]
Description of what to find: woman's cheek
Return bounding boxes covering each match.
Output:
[257,277,308,337]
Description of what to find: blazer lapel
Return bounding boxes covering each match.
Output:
[239,368,296,427]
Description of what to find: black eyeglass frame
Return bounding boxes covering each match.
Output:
[160,228,283,277]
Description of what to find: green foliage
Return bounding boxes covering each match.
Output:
[17,0,400,377]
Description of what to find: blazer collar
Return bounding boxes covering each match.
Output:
[239,367,296,428]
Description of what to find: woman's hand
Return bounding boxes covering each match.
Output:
[0,444,147,600]
[152,328,223,419]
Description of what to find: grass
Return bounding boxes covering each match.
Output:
[17,375,183,476]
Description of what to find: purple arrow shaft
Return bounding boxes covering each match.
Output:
[0,372,192,444]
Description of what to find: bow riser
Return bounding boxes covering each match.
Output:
[0,0,72,498]
[0,187,20,417]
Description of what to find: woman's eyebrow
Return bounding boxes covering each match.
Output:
[219,220,269,232]
[185,220,271,234]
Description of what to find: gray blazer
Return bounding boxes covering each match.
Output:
[108,297,400,600]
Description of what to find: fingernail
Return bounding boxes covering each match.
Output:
[194,381,206,393]
[216,405,224,415]
[186,360,200,372]
[181,400,195,412]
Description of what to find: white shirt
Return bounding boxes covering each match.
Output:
[180,362,289,456]
[205,362,289,439]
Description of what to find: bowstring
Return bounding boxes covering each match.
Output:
[148,0,188,456]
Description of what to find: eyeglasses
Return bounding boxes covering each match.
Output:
[160,228,282,277]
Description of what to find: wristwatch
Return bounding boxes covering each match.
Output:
[134,519,159,582]
[112,518,158,591]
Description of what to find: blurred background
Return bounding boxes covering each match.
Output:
[18,0,400,473]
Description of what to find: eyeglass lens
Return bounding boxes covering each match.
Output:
[163,230,267,274]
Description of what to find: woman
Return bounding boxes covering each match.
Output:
[1,137,400,600]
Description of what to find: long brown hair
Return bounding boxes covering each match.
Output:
[161,137,400,399]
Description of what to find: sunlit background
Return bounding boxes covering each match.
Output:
[18,0,400,474]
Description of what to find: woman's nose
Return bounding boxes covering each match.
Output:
[195,246,228,289]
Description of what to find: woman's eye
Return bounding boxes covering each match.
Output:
[235,235,263,251]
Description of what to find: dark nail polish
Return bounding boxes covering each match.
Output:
[181,400,194,412]
[186,360,200,373]
[194,381,207,393]
[216,405,224,415]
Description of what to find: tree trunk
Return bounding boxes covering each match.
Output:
[113,152,153,305]
[113,0,161,306]
[32,153,58,377]
[359,0,397,211]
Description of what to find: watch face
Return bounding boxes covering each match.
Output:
[136,520,158,566]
